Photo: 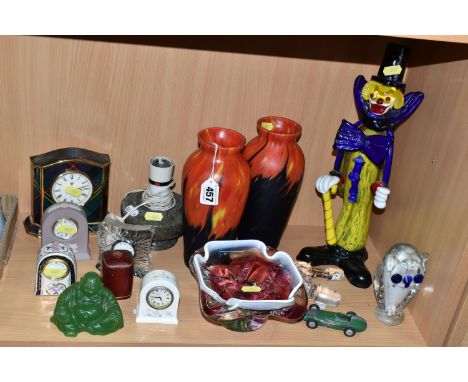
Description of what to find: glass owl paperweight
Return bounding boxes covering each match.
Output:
[190,239,307,332]
[373,243,428,326]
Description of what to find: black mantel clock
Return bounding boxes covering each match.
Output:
[24,147,111,236]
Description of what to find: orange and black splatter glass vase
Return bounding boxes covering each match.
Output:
[182,128,250,267]
[238,117,305,248]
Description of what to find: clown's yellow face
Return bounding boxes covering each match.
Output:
[361,81,404,115]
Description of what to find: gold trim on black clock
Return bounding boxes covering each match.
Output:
[24,147,110,236]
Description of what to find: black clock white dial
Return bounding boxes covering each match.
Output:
[52,171,93,205]
[146,286,174,310]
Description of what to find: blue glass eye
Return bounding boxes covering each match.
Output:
[391,274,402,284]
[403,275,413,288]
[414,274,424,284]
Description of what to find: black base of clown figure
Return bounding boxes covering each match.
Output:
[297,43,424,289]
[297,245,370,287]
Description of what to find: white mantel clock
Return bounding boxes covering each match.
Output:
[136,270,180,324]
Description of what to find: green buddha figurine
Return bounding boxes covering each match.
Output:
[51,272,124,337]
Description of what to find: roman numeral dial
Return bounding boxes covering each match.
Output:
[51,171,93,205]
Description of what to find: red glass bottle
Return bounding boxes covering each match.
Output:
[182,128,250,266]
[238,116,305,248]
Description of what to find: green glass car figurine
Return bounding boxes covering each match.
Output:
[304,304,367,337]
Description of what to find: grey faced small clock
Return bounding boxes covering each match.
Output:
[136,269,180,324]
[41,202,90,261]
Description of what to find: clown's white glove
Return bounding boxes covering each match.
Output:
[374,186,390,209]
[316,175,340,194]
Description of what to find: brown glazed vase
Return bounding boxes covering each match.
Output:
[238,116,305,248]
[182,128,250,266]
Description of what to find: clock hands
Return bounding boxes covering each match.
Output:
[151,296,163,304]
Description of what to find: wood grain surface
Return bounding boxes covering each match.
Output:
[446,283,468,346]
[369,58,468,346]
[0,35,374,229]
[395,35,468,44]
[0,35,466,346]
[0,226,425,346]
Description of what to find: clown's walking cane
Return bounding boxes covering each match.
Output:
[323,184,338,246]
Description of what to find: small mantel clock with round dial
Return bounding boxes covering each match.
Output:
[41,202,91,261]
[147,286,174,310]
[51,171,94,206]
[136,270,180,324]
[35,242,77,296]
[24,147,110,236]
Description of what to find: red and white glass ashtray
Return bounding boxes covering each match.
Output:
[189,239,308,332]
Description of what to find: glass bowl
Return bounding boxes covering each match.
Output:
[189,239,308,332]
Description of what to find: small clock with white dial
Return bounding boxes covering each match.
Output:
[112,240,135,256]
[52,171,93,206]
[35,242,77,296]
[24,147,110,236]
[53,218,78,240]
[41,203,91,261]
[146,286,174,310]
[136,270,179,324]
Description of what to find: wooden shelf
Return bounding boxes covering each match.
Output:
[0,225,426,346]
[392,35,468,44]
[2,35,464,345]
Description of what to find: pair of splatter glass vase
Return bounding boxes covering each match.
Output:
[182,116,307,332]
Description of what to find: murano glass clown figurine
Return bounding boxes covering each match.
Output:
[297,43,424,288]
